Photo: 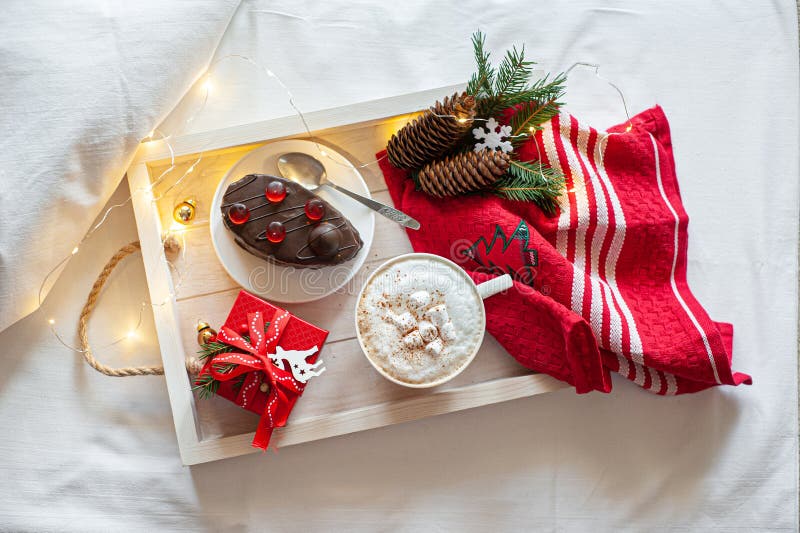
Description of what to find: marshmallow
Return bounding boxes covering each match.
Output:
[408,290,431,310]
[418,320,438,342]
[402,330,424,348]
[388,311,417,334]
[439,321,457,342]
[424,338,444,356]
[423,304,449,327]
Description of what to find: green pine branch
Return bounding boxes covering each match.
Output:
[493,44,534,100]
[508,95,563,142]
[504,72,566,109]
[465,32,495,99]
[192,372,220,400]
[493,159,565,215]
[197,340,230,361]
[465,31,566,121]
[193,323,270,399]
[192,361,247,399]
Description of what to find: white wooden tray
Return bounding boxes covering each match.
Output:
[127,85,568,465]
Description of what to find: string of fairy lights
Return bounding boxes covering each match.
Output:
[40,54,632,355]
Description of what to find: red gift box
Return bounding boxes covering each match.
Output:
[195,290,329,450]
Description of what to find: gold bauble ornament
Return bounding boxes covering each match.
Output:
[173,198,197,224]
[196,321,216,345]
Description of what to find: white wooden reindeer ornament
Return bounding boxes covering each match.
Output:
[271,345,325,384]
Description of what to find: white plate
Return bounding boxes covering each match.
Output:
[209,139,375,303]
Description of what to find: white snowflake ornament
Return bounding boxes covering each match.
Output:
[473,117,513,153]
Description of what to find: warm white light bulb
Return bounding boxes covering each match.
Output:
[71,246,79,255]
[127,330,136,339]
[202,78,212,93]
[48,318,55,325]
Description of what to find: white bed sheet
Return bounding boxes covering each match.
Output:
[0,0,240,332]
[0,1,797,531]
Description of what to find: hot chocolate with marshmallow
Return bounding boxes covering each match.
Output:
[356,256,483,385]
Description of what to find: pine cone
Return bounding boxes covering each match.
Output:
[417,150,511,198]
[386,92,476,170]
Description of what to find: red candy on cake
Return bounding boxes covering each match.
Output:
[266,221,286,243]
[265,179,287,203]
[304,198,325,221]
[227,203,250,225]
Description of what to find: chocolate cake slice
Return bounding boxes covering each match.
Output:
[221,174,363,268]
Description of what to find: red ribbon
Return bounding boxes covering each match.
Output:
[208,309,303,450]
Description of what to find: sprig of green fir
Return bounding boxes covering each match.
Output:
[464,31,567,212]
[197,340,231,362]
[493,160,565,216]
[192,324,269,399]
[465,32,496,106]
[507,86,564,141]
[466,32,566,122]
[193,362,246,400]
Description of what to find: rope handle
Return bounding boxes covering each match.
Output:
[77,240,202,377]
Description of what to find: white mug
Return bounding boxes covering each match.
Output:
[354,252,513,388]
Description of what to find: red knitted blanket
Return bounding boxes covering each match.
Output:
[378,105,751,394]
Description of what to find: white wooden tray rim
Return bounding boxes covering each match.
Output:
[134,85,465,163]
[128,84,568,465]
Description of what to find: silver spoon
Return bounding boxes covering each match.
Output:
[277,152,421,230]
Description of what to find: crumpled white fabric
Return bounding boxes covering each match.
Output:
[0,0,240,332]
